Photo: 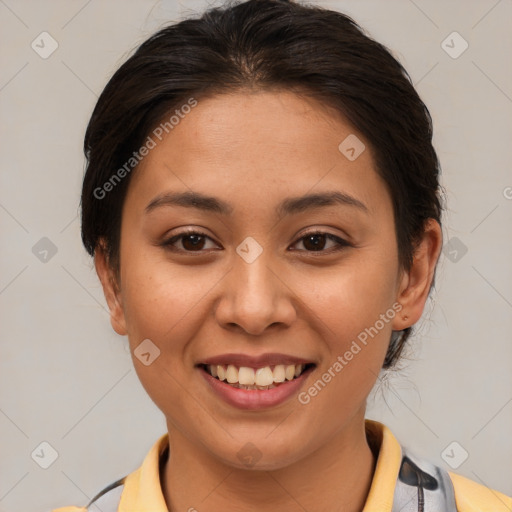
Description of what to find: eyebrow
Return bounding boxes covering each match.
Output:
[144,190,369,216]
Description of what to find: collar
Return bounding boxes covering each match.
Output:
[363,419,403,511]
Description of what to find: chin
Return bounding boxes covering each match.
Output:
[209,434,311,471]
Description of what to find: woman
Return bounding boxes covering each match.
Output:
[53,0,512,510]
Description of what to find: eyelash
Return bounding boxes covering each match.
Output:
[161,228,351,255]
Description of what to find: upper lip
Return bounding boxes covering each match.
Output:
[199,353,315,368]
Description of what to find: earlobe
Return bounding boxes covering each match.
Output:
[392,219,442,331]
[94,241,127,336]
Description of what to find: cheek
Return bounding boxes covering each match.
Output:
[303,253,399,340]
[120,256,215,351]
[118,256,214,418]
[295,281,394,427]
[294,253,398,397]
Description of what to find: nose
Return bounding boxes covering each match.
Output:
[214,248,297,336]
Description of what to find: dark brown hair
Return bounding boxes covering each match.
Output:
[81,0,442,368]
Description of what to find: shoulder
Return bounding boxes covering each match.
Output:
[449,471,512,512]
[366,420,512,512]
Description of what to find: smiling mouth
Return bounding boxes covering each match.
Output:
[199,363,315,390]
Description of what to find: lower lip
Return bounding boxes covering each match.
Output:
[199,366,314,410]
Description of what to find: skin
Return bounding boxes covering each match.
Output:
[95,90,442,512]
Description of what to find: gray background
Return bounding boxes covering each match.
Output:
[0,0,511,511]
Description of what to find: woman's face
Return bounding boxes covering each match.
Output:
[100,90,429,469]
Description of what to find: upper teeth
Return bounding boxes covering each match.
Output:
[208,364,306,386]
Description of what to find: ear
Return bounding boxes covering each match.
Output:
[94,240,127,336]
[392,219,442,331]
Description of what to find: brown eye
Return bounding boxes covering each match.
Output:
[162,231,218,252]
[181,233,206,251]
[292,231,350,252]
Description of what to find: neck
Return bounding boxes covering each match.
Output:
[161,413,377,512]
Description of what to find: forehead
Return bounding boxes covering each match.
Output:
[125,90,389,217]
[146,91,359,168]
